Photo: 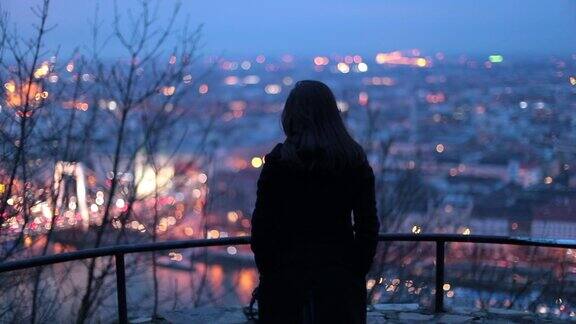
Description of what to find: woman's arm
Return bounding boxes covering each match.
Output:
[250,158,279,275]
[352,161,380,275]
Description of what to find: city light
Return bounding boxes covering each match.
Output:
[488,55,504,63]
[243,75,260,84]
[264,84,282,95]
[224,76,239,85]
[4,80,44,108]
[227,211,239,223]
[199,84,209,94]
[207,229,220,239]
[358,91,369,106]
[33,62,50,79]
[426,92,446,104]
[251,157,263,168]
[115,199,125,209]
[241,61,251,70]
[519,101,528,109]
[375,51,429,67]
[162,86,176,96]
[337,62,350,73]
[255,55,266,63]
[184,226,194,236]
[197,173,208,184]
[336,100,349,112]
[313,56,329,66]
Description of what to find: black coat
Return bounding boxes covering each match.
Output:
[250,143,380,324]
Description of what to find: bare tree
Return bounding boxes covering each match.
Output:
[0,0,227,322]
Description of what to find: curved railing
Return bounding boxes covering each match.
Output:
[1,234,575,323]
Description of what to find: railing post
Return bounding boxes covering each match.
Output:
[115,253,128,324]
[435,240,445,313]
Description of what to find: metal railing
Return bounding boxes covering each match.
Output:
[1,234,575,323]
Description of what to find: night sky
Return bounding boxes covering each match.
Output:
[4,0,576,58]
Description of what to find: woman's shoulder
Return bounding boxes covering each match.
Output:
[257,143,283,175]
[264,142,283,163]
[257,143,284,183]
[348,156,374,180]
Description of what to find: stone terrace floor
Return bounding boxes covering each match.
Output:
[138,304,576,323]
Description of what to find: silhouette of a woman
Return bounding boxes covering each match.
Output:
[251,80,380,324]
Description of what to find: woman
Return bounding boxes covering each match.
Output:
[250,80,380,324]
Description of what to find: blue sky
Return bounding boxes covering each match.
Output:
[4,0,576,58]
